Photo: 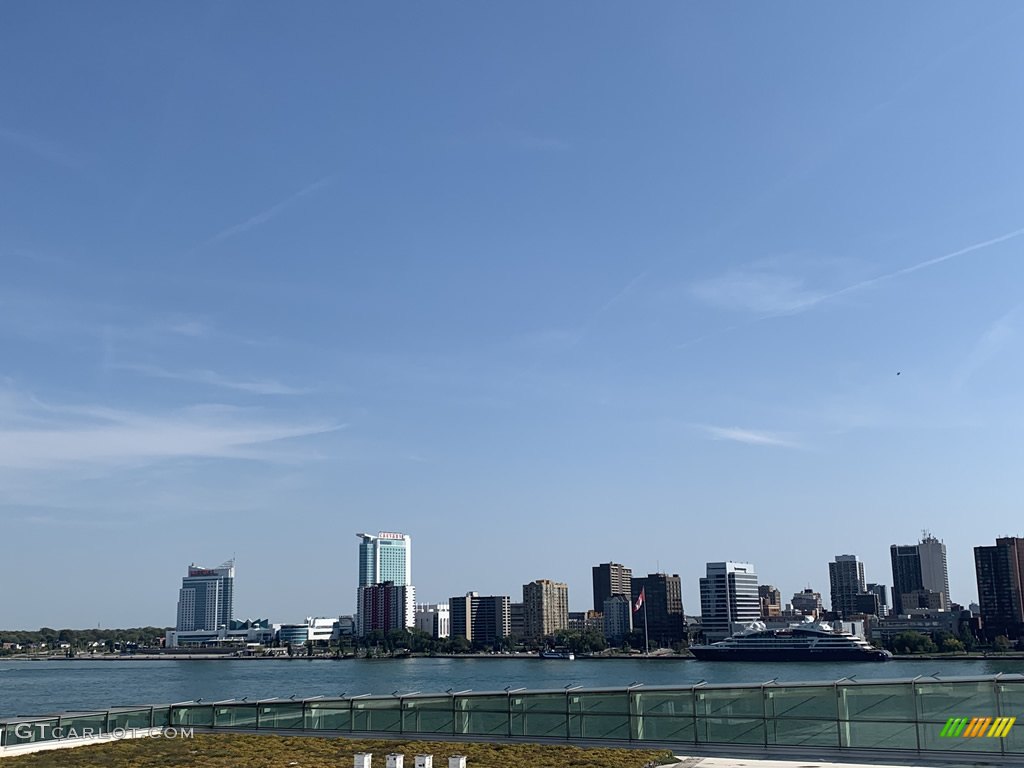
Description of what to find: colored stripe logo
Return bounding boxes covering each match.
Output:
[941,716,1016,738]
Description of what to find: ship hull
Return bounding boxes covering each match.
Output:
[689,646,890,662]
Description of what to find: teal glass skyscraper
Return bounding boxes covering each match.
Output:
[355,532,413,634]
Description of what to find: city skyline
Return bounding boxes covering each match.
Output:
[4,4,1024,628]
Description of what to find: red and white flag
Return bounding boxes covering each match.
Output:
[633,588,645,613]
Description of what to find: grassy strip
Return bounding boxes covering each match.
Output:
[3,734,678,768]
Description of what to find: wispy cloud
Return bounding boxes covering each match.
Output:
[690,270,825,315]
[789,225,1024,314]
[113,363,310,396]
[0,126,87,170]
[682,225,1024,345]
[166,320,210,338]
[195,176,334,250]
[699,424,802,449]
[954,305,1022,390]
[0,387,339,469]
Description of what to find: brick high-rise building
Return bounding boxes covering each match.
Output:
[523,580,569,641]
[632,573,686,646]
[592,562,633,613]
[975,537,1024,640]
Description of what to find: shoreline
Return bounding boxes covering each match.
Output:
[6,651,1024,662]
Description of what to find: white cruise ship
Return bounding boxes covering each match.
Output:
[689,620,891,662]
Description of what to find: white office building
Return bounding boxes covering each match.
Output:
[699,561,760,642]
[415,603,451,639]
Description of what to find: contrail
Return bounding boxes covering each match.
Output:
[677,224,1024,348]
[197,176,334,250]
[789,225,1024,313]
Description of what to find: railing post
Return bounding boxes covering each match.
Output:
[565,690,570,741]
[994,676,1004,757]
[831,684,839,749]
[911,677,921,755]
[761,684,768,748]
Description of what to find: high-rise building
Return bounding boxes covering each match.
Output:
[509,602,526,640]
[176,560,235,632]
[450,593,511,645]
[791,589,823,617]
[357,531,411,586]
[890,533,949,614]
[602,595,633,644]
[523,580,569,641]
[854,592,881,617]
[592,562,633,613]
[867,583,890,617]
[631,573,686,646]
[357,582,412,636]
[974,537,1024,640]
[758,585,782,618]
[356,532,414,634]
[414,603,450,639]
[829,555,867,619]
[699,562,759,642]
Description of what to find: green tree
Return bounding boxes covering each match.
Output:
[958,625,977,652]
[892,631,937,654]
[936,633,964,653]
[994,635,1013,652]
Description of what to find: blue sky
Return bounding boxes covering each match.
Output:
[3,3,1024,629]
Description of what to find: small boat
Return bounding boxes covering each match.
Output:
[538,649,575,660]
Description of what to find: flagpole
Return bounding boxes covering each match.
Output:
[643,597,649,657]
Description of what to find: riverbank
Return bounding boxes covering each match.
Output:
[4,650,690,661]
[10,650,1024,662]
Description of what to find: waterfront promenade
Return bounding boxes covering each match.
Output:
[5,675,1024,764]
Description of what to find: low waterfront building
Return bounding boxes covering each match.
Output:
[165,618,272,648]
[278,623,309,646]
[414,603,451,639]
[875,609,959,644]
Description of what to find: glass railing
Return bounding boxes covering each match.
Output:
[4,675,1024,757]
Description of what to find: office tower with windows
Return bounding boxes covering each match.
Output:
[975,537,1024,640]
[829,554,867,619]
[699,562,758,642]
[592,562,633,613]
[356,532,414,634]
[523,580,569,641]
[176,560,235,632]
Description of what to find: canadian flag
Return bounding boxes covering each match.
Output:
[633,588,645,613]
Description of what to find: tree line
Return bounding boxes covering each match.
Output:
[0,627,169,652]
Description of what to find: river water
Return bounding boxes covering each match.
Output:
[4,656,1024,717]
